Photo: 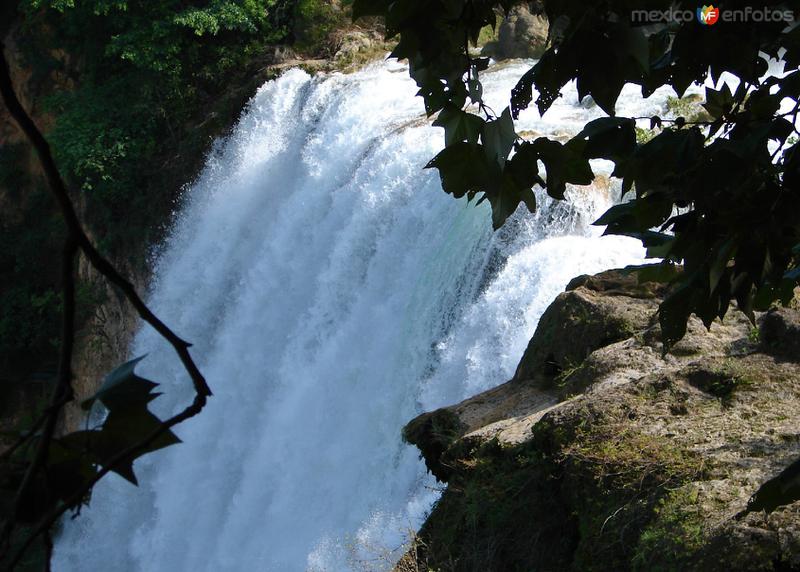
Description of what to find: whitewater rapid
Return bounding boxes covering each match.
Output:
[53,59,680,571]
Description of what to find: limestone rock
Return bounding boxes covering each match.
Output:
[513,270,666,384]
[332,29,379,66]
[482,4,549,60]
[401,269,800,571]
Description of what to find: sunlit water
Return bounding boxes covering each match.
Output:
[53,59,686,571]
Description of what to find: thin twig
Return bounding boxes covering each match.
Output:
[0,393,72,463]
[7,391,206,569]
[0,44,211,402]
[0,237,76,564]
[19,238,76,497]
[0,40,212,570]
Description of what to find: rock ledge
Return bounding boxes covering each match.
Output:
[399,270,800,572]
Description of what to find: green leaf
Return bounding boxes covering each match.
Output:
[433,106,484,146]
[481,107,516,167]
[532,137,594,200]
[426,142,490,199]
[659,284,694,351]
[570,117,636,163]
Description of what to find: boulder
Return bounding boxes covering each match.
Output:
[482,4,548,60]
[514,270,666,384]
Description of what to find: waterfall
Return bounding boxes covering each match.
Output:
[53,59,675,571]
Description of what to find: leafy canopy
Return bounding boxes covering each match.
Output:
[355,0,800,351]
[16,0,293,256]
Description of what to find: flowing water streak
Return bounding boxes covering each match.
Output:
[53,59,681,571]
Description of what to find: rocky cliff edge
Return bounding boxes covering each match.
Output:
[399,269,800,572]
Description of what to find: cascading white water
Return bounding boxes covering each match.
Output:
[53,59,681,571]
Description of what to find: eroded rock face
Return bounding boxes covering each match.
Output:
[514,270,667,384]
[482,3,548,60]
[401,269,800,572]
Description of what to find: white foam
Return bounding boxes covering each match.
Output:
[54,60,658,571]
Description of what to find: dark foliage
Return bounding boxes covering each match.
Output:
[355,0,799,351]
[354,0,800,514]
[1,37,211,570]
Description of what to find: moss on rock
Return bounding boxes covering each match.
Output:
[403,408,468,482]
[401,270,800,572]
[514,270,665,385]
[407,397,707,572]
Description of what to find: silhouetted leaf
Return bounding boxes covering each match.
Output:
[704,84,733,120]
[570,117,636,163]
[510,65,537,119]
[532,138,593,200]
[352,0,392,21]
[625,262,682,284]
[486,173,528,230]
[481,108,516,167]
[467,78,483,103]
[659,284,694,351]
[508,142,544,190]
[68,357,180,485]
[82,355,159,412]
[366,0,800,349]
[426,142,491,199]
[433,106,484,146]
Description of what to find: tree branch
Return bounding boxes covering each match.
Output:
[0,43,211,401]
[0,39,212,570]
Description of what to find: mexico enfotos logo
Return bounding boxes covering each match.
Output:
[632,5,794,25]
[697,5,719,25]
